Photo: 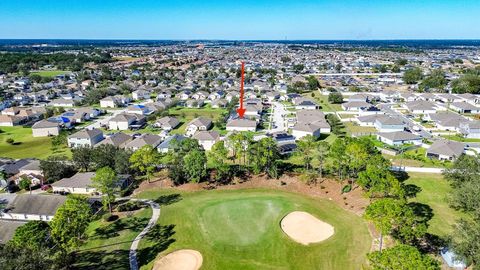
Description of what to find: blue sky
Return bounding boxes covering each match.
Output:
[0,0,479,40]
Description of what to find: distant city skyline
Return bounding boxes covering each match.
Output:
[1,0,479,40]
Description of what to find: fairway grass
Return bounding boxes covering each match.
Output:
[0,126,70,159]
[137,189,372,270]
[405,172,465,237]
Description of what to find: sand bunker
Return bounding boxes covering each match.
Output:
[281,211,335,245]
[153,249,203,270]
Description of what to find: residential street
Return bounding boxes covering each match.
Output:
[268,101,288,133]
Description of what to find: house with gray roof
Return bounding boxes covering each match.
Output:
[193,130,220,151]
[52,172,130,195]
[226,118,257,132]
[154,116,180,131]
[341,101,370,111]
[125,134,162,151]
[95,132,132,148]
[374,116,405,132]
[158,134,187,153]
[1,194,66,221]
[67,128,104,148]
[426,140,464,161]
[377,131,422,146]
[31,119,61,137]
[292,110,331,139]
[186,117,212,136]
[450,102,480,114]
[460,121,480,139]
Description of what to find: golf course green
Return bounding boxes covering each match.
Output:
[138,189,372,270]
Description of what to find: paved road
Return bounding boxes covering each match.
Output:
[310,72,402,77]
[129,200,160,270]
[268,102,288,133]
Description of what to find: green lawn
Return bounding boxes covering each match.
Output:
[441,134,480,143]
[305,91,343,112]
[0,126,70,159]
[386,147,451,169]
[405,173,464,237]
[344,122,377,135]
[74,208,152,270]
[30,70,71,77]
[168,106,226,134]
[136,189,372,270]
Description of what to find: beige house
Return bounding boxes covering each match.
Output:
[31,120,61,137]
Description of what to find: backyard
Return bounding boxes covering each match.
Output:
[0,126,71,159]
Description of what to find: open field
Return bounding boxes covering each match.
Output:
[404,172,465,237]
[344,122,377,135]
[136,189,372,270]
[168,106,226,134]
[0,126,70,159]
[30,70,71,77]
[441,134,480,143]
[75,208,152,270]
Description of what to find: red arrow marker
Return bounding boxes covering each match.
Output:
[236,62,246,118]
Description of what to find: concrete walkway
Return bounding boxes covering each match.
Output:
[129,200,160,270]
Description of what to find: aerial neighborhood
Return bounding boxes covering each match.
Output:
[0,40,479,269]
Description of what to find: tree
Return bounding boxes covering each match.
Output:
[419,69,447,91]
[10,221,51,250]
[249,137,280,178]
[209,141,231,183]
[365,198,404,251]
[328,92,343,104]
[72,146,93,171]
[18,176,31,192]
[92,167,118,213]
[0,243,54,270]
[403,67,424,84]
[367,244,440,270]
[357,155,403,198]
[129,145,160,182]
[452,217,480,269]
[91,144,117,170]
[451,68,480,94]
[40,155,76,183]
[50,195,92,255]
[183,149,207,183]
[306,75,320,90]
[296,135,316,171]
[315,141,330,180]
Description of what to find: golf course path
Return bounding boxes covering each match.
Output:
[129,200,161,270]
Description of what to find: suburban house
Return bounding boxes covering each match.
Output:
[126,104,153,115]
[293,97,318,110]
[376,131,422,146]
[124,134,162,151]
[193,130,220,151]
[0,115,26,126]
[425,112,468,131]
[460,121,480,139]
[341,101,370,111]
[67,129,104,148]
[226,118,257,132]
[132,89,151,100]
[404,100,444,114]
[153,116,180,131]
[158,134,187,153]
[186,117,212,136]
[374,116,405,132]
[95,132,132,148]
[292,110,331,139]
[426,140,464,161]
[52,172,130,195]
[108,113,146,130]
[1,194,66,221]
[31,119,61,137]
[50,98,75,107]
[450,102,480,114]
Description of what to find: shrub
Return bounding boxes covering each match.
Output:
[117,201,143,212]
[103,214,119,222]
[6,138,14,145]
